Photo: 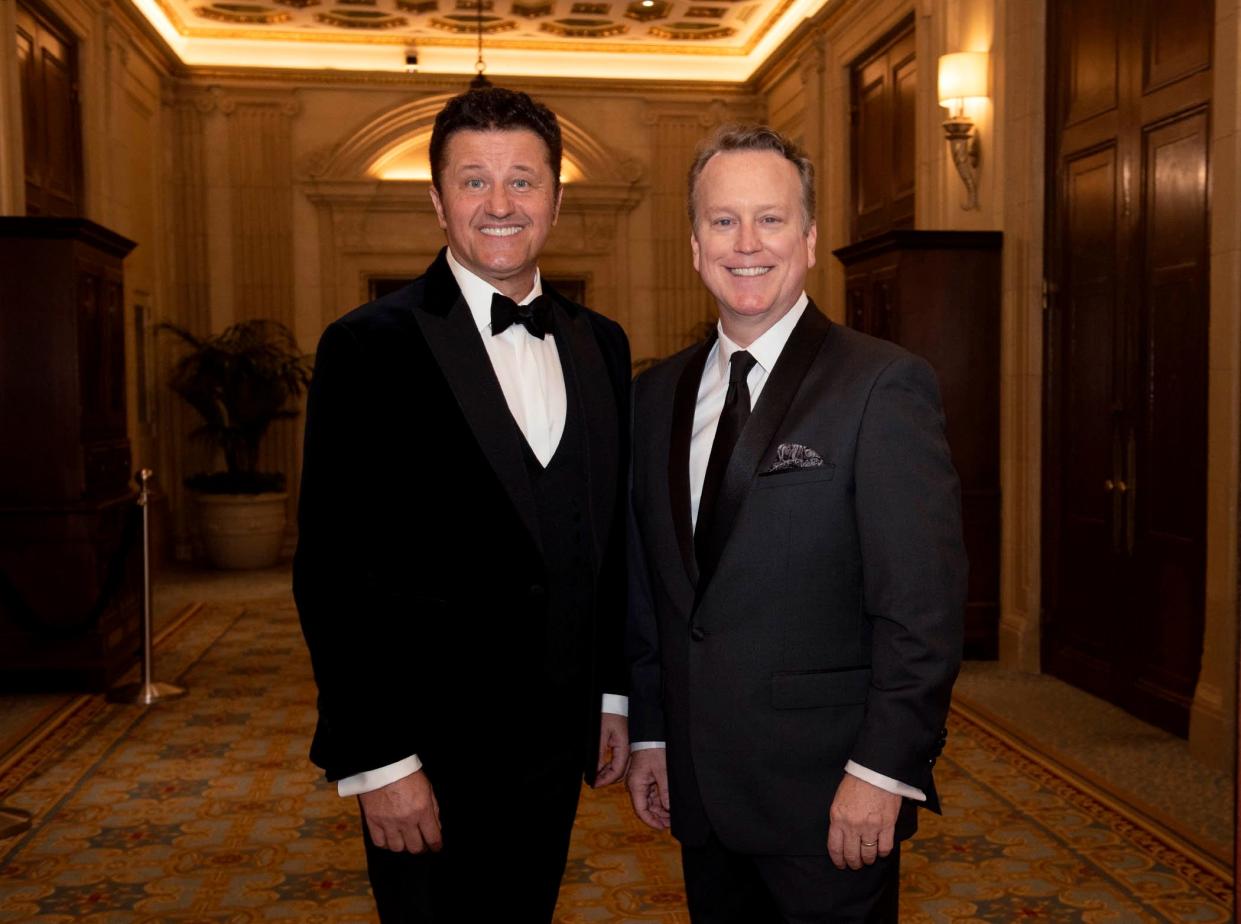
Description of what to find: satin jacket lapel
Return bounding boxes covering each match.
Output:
[697,304,832,585]
[410,250,543,556]
[549,296,616,567]
[669,334,716,586]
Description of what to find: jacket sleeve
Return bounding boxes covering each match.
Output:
[292,322,426,781]
[625,376,667,742]
[593,315,631,697]
[846,354,967,794]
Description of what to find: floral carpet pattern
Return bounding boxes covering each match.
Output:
[0,599,1232,923]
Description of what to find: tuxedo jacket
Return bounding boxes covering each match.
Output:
[627,303,966,855]
[294,248,630,787]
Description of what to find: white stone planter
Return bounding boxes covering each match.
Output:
[195,492,288,570]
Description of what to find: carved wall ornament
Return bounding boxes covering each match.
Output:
[540,18,627,37]
[316,9,408,27]
[194,3,292,25]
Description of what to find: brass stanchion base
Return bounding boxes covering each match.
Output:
[107,680,187,705]
[0,806,32,839]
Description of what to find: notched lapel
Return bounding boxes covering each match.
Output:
[697,305,832,585]
[552,300,617,567]
[409,252,544,556]
[669,335,715,586]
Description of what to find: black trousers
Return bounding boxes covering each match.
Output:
[360,750,583,924]
[681,833,900,924]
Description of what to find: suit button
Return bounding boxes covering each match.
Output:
[690,625,706,641]
[529,584,546,601]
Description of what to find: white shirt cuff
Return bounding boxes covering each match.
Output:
[844,760,925,801]
[337,753,423,797]
[601,693,629,716]
[631,740,666,751]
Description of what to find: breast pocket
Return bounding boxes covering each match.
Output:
[755,463,836,489]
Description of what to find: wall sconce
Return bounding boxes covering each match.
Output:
[937,51,989,211]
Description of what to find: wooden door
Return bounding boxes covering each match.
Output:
[1043,0,1212,736]
[850,19,916,242]
[15,2,82,217]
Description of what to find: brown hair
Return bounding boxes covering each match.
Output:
[429,87,563,194]
[687,123,815,230]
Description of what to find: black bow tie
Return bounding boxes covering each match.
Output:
[491,292,552,340]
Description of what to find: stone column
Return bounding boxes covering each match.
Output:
[160,84,216,559]
[643,103,730,356]
[1189,0,1241,771]
[221,92,302,549]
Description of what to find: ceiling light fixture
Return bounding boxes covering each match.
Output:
[470,0,492,88]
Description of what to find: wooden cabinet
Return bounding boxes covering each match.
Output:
[833,230,1002,658]
[0,218,142,689]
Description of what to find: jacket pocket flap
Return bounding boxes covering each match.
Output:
[771,667,872,709]
[755,464,836,488]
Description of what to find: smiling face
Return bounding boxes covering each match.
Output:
[429,128,562,299]
[690,149,816,344]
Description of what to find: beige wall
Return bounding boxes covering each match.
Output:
[0,0,176,528]
[1,0,1235,771]
[757,0,1239,771]
[157,73,759,556]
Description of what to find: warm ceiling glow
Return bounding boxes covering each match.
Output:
[125,0,836,82]
[370,134,583,183]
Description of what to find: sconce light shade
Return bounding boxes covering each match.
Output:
[937,52,989,107]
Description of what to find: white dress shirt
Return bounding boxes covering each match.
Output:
[631,293,925,804]
[336,250,627,798]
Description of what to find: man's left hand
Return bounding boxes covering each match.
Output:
[594,713,630,786]
[827,773,901,870]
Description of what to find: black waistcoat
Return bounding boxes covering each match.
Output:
[518,330,596,694]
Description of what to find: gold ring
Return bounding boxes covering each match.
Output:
[861,840,878,848]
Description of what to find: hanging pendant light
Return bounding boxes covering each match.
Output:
[469,0,492,89]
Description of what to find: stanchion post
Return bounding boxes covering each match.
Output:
[108,469,186,705]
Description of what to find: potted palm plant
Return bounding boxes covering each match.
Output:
[161,319,313,569]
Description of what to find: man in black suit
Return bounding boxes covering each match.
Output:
[625,124,966,922]
[294,87,631,923]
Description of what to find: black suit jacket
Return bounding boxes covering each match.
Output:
[294,248,630,787]
[627,303,966,855]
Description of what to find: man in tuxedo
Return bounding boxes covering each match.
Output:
[294,87,631,923]
[625,124,966,922]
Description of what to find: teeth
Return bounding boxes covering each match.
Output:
[481,226,523,237]
[730,266,770,277]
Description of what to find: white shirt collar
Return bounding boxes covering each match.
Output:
[445,247,544,335]
[714,292,809,379]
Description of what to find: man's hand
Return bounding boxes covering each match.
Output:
[626,748,671,830]
[826,773,901,870]
[595,712,630,786]
[359,770,442,854]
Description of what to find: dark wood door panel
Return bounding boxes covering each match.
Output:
[16,2,82,217]
[1062,0,1122,128]
[849,19,915,242]
[1142,0,1213,92]
[1044,0,1211,738]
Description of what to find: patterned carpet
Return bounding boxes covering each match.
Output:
[0,598,1232,923]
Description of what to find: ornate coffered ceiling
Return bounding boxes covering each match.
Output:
[130,0,834,81]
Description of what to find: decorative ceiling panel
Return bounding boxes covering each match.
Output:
[130,0,834,80]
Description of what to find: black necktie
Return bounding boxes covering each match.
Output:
[696,350,758,565]
[491,292,552,340]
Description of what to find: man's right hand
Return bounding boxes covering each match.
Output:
[359,770,443,853]
[626,748,671,831]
